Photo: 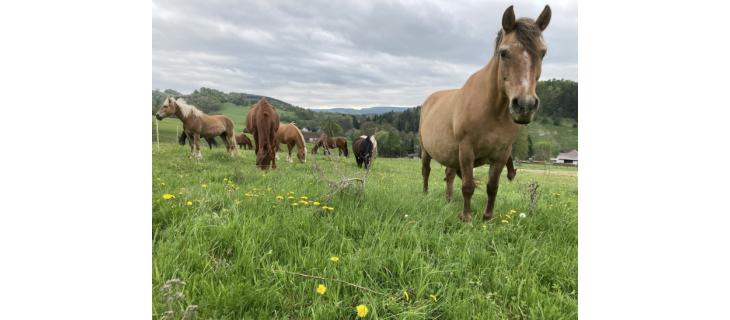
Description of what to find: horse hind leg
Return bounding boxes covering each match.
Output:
[445,167,457,201]
[421,150,432,194]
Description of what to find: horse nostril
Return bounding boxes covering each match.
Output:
[511,98,519,109]
[533,97,540,111]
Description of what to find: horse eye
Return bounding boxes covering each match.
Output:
[499,49,509,59]
[541,50,547,58]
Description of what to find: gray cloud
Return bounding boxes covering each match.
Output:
[153,0,577,108]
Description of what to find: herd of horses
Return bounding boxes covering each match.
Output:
[155,5,552,223]
[156,96,378,170]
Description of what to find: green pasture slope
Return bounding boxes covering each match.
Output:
[152,142,578,319]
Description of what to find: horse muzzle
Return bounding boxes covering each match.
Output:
[509,96,539,124]
[155,113,163,120]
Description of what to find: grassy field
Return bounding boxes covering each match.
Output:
[152,142,577,319]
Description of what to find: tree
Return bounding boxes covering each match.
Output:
[533,140,559,161]
[322,118,343,136]
[512,127,529,160]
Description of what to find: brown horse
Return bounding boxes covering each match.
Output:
[312,133,348,157]
[156,97,237,159]
[275,122,307,163]
[246,98,280,169]
[420,5,551,223]
[235,133,253,150]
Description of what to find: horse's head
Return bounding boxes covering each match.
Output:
[297,146,306,163]
[496,5,551,124]
[156,96,179,120]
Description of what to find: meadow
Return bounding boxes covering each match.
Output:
[152,134,577,319]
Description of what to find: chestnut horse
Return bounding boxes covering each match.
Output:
[353,135,378,170]
[420,5,551,223]
[275,122,307,163]
[312,133,348,157]
[246,98,280,169]
[235,133,253,150]
[156,97,237,159]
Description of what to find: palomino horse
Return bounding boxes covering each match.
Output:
[353,135,378,170]
[156,97,237,159]
[235,133,253,150]
[420,5,551,223]
[312,134,348,157]
[246,98,280,169]
[274,122,307,163]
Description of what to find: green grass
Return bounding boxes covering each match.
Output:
[152,143,577,319]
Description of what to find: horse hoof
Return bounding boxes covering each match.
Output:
[482,212,493,221]
[459,212,472,223]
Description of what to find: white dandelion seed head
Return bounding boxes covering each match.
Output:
[519,213,527,219]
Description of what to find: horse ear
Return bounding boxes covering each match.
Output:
[536,5,551,31]
[502,5,516,33]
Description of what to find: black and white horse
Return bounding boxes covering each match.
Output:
[353,135,378,170]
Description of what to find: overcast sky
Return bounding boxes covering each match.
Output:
[152,0,577,109]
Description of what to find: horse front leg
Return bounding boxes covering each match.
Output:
[187,132,195,158]
[287,144,293,163]
[193,134,202,159]
[483,161,506,221]
[506,156,516,181]
[458,144,475,223]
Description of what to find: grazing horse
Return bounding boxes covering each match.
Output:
[274,122,307,163]
[179,132,217,149]
[353,135,378,170]
[246,98,280,169]
[156,97,237,159]
[420,5,551,223]
[235,133,253,150]
[312,134,348,157]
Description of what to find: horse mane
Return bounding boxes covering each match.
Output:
[494,18,543,57]
[175,98,204,118]
[294,125,307,155]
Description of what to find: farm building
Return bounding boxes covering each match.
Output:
[554,150,578,165]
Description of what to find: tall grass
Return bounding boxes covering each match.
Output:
[153,143,577,319]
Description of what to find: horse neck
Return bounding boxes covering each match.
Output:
[462,57,511,123]
[174,107,197,126]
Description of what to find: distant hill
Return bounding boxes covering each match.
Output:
[310,106,409,115]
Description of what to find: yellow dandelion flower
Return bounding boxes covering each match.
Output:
[162,193,175,200]
[509,209,517,214]
[300,196,308,200]
[288,191,294,195]
[429,294,438,302]
[501,219,509,224]
[201,184,208,188]
[161,182,166,186]
[313,201,320,206]
[276,195,284,200]
[355,304,368,318]
[403,291,410,301]
[292,203,299,207]
[316,284,327,295]
[288,196,295,200]
[326,207,335,212]
[186,201,193,206]
[329,256,339,263]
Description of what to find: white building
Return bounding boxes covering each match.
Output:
[554,150,578,165]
